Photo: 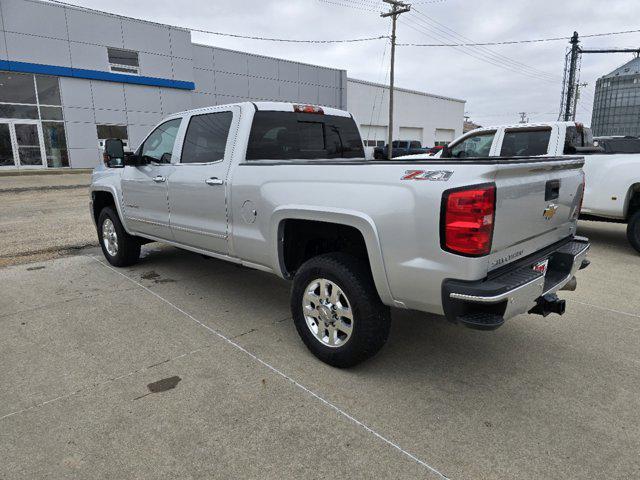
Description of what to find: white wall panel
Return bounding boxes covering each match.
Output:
[70,42,109,71]
[124,85,162,113]
[68,147,101,168]
[66,7,123,47]
[60,78,93,108]
[2,0,67,39]
[5,32,71,66]
[90,81,126,111]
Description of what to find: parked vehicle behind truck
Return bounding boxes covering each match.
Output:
[373,140,429,159]
[409,121,640,253]
[91,103,589,367]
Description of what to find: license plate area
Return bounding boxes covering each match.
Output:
[533,259,549,276]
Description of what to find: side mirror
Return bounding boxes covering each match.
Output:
[441,145,452,158]
[103,138,125,168]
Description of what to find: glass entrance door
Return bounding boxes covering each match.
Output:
[0,120,47,168]
[14,122,45,167]
[0,123,14,167]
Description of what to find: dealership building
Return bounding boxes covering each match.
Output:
[0,0,464,169]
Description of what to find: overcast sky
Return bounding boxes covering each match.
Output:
[63,0,640,127]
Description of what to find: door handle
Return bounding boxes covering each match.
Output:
[205,177,224,186]
[153,175,166,183]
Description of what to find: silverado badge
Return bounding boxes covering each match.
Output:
[543,204,558,220]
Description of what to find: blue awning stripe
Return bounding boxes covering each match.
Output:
[0,60,195,90]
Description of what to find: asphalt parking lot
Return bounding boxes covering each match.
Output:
[1,220,639,479]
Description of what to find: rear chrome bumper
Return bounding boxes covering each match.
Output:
[442,236,590,330]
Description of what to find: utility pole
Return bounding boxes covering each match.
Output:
[563,31,580,121]
[572,82,588,121]
[381,0,411,159]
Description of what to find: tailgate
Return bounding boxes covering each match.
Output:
[488,157,584,271]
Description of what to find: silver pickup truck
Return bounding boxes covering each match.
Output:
[90,102,590,367]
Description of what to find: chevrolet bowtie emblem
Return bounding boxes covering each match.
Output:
[543,204,558,220]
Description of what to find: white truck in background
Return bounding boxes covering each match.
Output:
[416,122,640,253]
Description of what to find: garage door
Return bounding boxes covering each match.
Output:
[399,127,423,142]
[435,128,455,145]
[360,124,387,147]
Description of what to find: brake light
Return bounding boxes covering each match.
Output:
[442,185,496,256]
[293,104,324,114]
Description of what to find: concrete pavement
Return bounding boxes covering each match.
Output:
[1,220,639,479]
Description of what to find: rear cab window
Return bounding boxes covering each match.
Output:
[564,125,596,154]
[246,111,364,160]
[500,128,552,157]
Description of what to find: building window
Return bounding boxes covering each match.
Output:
[97,124,129,140]
[0,72,68,168]
[108,48,139,75]
[97,124,129,150]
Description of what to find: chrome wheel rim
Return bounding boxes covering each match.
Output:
[102,218,118,257]
[302,278,353,348]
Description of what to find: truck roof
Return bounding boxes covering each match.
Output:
[472,121,584,132]
[168,101,352,119]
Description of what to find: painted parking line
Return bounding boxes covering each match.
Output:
[89,256,450,480]
[569,299,640,320]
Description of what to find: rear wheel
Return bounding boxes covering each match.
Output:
[97,207,141,267]
[291,253,391,368]
[627,210,640,254]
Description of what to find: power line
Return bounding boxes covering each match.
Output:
[399,17,559,84]
[397,27,640,47]
[45,0,387,43]
[409,8,560,82]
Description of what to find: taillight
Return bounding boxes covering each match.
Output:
[441,184,496,256]
[573,172,585,219]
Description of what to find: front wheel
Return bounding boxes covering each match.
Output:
[97,206,141,267]
[627,210,640,254]
[290,253,391,368]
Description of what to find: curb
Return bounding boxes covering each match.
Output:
[0,169,93,177]
[0,184,90,194]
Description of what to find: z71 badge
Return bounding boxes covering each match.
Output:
[401,170,453,181]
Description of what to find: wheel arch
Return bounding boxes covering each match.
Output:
[624,182,640,219]
[270,206,394,306]
[90,186,132,234]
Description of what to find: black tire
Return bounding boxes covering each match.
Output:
[97,206,141,267]
[290,253,391,368]
[627,210,640,254]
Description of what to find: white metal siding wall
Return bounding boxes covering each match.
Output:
[1,0,347,167]
[347,78,465,148]
[191,45,346,110]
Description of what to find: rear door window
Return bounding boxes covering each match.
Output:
[447,131,495,158]
[500,128,551,157]
[181,111,233,164]
[246,111,364,160]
